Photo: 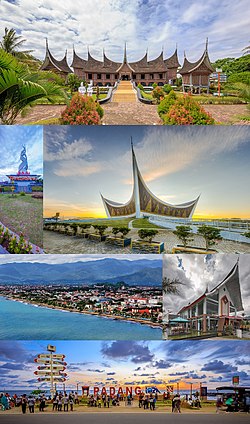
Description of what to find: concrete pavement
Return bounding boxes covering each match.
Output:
[0,412,249,424]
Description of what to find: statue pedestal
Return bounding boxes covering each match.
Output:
[6,174,40,193]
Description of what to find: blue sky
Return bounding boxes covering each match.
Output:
[0,126,43,181]
[0,0,249,64]
[44,126,250,219]
[0,340,249,392]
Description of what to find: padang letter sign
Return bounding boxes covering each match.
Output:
[83,386,143,396]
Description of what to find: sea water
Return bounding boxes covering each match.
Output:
[0,297,162,340]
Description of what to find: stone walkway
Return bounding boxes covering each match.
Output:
[102,102,161,125]
[43,229,250,255]
[14,102,249,125]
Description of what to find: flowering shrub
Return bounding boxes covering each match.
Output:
[162,94,215,125]
[60,93,103,125]
[152,86,165,104]
[158,91,177,117]
[0,225,33,254]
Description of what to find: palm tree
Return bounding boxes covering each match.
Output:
[0,27,32,56]
[242,43,250,55]
[162,276,183,295]
[0,49,66,124]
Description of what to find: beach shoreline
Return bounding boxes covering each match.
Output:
[0,295,162,330]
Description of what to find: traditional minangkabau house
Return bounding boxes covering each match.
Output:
[40,39,214,91]
[40,39,72,78]
[40,41,180,86]
[179,39,214,93]
[178,260,244,334]
[71,43,180,86]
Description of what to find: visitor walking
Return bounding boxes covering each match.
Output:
[39,395,46,412]
[21,395,27,414]
[172,394,181,413]
[28,396,35,413]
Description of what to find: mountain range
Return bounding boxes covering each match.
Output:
[0,258,162,286]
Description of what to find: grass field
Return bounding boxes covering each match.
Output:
[0,194,43,246]
[69,218,132,228]
[131,218,163,229]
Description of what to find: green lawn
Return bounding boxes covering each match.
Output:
[0,194,43,246]
[131,218,163,229]
[67,218,132,228]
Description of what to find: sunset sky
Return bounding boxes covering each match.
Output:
[0,0,249,63]
[44,126,250,220]
[1,340,249,393]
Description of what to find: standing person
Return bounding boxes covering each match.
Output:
[69,394,74,411]
[216,396,223,413]
[172,394,181,413]
[21,395,27,414]
[52,395,58,411]
[58,395,62,412]
[28,396,35,413]
[107,395,110,408]
[63,394,69,412]
[74,392,79,404]
[225,395,234,412]
[153,395,157,410]
[39,395,45,412]
[139,393,144,408]
[149,394,154,410]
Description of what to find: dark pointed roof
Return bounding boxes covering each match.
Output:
[179,40,214,74]
[40,39,72,73]
[130,51,167,73]
[71,47,88,68]
[164,48,180,68]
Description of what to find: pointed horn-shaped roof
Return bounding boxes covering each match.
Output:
[40,39,72,73]
[164,46,180,68]
[179,39,214,74]
[71,47,88,68]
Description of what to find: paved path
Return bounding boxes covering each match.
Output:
[112,81,137,102]
[0,412,249,424]
[43,229,250,254]
[102,102,161,125]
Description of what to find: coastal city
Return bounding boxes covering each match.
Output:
[0,284,163,326]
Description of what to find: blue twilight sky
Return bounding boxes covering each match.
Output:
[0,340,249,392]
[0,126,43,181]
[0,0,249,64]
[44,126,250,219]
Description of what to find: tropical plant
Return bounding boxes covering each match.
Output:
[0,27,32,56]
[243,231,250,238]
[173,225,193,247]
[152,86,165,104]
[67,73,81,93]
[163,95,215,125]
[0,49,66,124]
[112,227,120,238]
[197,225,222,250]
[163,83,173,94]
[119,227,130,238]
[158,90,177,117]
[60,93,103,125]
[93,224,107,236]
[162,276,184,295]
[138,229,158,243]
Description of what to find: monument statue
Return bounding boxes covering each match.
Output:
[78,81,86,95]
[18,145,28,173]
